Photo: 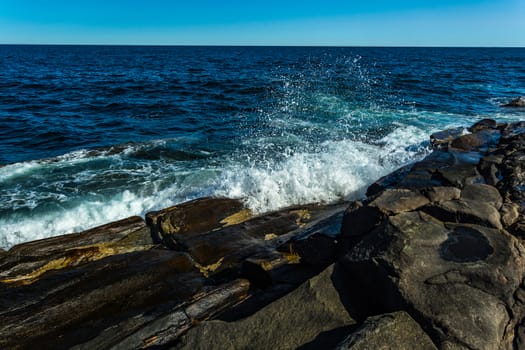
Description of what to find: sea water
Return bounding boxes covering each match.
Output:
[1,46,524,248]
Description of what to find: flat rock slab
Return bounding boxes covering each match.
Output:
[370,188,429,214]
[422,197,502,230]
[0,249,207,349]
[148,200,346,279]
[173,264,355,350]
[335,311,437,350]
[78,278,251,350]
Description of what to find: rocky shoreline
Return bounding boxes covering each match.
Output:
[1,119,525,349]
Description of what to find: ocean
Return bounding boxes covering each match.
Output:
[1,45,524,248]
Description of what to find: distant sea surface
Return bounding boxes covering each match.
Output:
[1,45,524,248]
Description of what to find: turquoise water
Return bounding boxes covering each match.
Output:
[0,46,524,248]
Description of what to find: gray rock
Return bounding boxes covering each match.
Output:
[502,96,525,107]
[423,187,461,203]
[173,265,355,350]
[341,201,387,239]
[336,311,437,350]
[478,155,503,185]
[369,189,430,214]
[460,184,503,210]
[366,164,413,196]
[0,249,207,349]
[430,127,466,149]
[421,197,502,229]
[437,164,484,188]
[500,202,520,227]
[450,129,500,152]
[339,210,525,349]
[469,118,498,132]
[0,216,155,284]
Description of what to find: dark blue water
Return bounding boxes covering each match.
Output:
[1,45,524,248]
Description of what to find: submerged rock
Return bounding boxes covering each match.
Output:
[502,96,525,107]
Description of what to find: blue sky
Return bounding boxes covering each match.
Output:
[0,0,524,46]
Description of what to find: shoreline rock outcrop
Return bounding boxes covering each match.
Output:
[1,119,525,349]
[340,119,525,349]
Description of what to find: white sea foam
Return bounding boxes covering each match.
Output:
[0,124,430,249]
[0,187,185,249]
[217,125,430,213]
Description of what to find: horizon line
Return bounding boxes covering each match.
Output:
[1,43,524,49]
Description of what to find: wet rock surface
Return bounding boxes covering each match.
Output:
[1,119,525,349]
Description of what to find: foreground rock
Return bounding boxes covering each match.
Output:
[340,119,525,349]
[335,311,437,350]
[174,265,355,350]
[1,119,525,349]
[0,198,346,349]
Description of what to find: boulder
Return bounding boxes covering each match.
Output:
[366,164,413,196]
[500,202,520,227]
[422,186,461,203]
[430,127,465,149]
[341,201,387,241]
[478,154,503,185]
[461,183,503,209]
[468,118,498,132]
[422,198,502,240]
[145,197,251,247]
[335,311,437,350]
[436,163,484,188]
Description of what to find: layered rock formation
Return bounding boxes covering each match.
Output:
[1,119,524,349]
[0,198,346,349]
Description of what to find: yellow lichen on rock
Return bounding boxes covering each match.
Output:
[264,233,278,241]
[283,243,301,264]
[143,335,159,347]
[220,209,252,227]
[194,257,225,278]
[291,209,311,227]
[160,218,182,235]
[0,243,153,286]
